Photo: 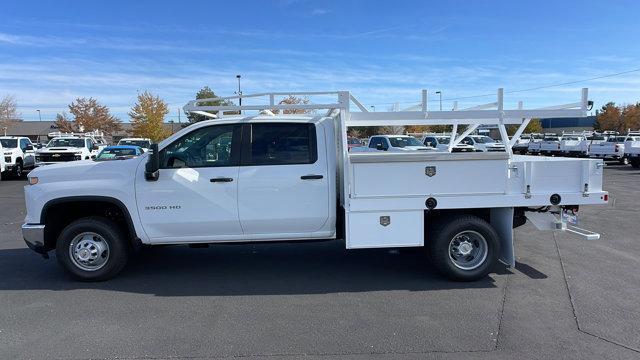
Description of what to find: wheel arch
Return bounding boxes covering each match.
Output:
[40,196,140,252]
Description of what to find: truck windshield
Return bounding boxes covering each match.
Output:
[0,139,17,148]
[119,139,151,148]
[388,137,423,147]
[436,137,450,144]
[48,138,86,148]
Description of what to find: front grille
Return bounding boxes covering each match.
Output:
[37,153,78,162]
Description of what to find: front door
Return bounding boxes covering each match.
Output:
[237,123,330,238]
[136,124,244,243]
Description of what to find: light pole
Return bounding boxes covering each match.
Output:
[435,91,442,111]
[236,75,242,106]
[36,109,42,122]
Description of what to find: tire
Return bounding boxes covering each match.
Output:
[631,158,640,168]
[55,217,129,281]
[428,215,500,281]
[619,157,629,165]
[13,160,23,178]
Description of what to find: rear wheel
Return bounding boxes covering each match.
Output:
[55,217,129,281]
[619,157,629,165]
[428,215,500,281]
[631,158,640,168]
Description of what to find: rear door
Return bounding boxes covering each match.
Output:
[237,122,330,238]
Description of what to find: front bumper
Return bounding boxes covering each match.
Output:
[22,223,47,254]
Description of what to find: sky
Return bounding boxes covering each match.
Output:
[1,0,640,122]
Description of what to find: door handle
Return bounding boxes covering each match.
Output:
[210,177,233,183]
[301,174,323,180]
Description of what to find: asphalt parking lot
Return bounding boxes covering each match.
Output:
[0,165,639,360]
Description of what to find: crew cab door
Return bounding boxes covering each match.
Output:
[237,122,330,238]
[135,124,244,243]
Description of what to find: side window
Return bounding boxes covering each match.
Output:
[86,139,93,150]
[369,137,380,148]
[161,125,239,169]
[20,138,28,150]
[242,123,317,166]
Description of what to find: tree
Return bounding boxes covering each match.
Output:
[186,86,236,124]
[594,102,623,132]
[621,103,640,131]
[507,118,543,135]
[273,95,311,114]
[54,112,77,132]
[67,97,122,134]
[129,91,172,142]
[0,95,20,133]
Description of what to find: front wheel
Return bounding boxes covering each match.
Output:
[428,215,500,281]
[55,217,129,281]
[619,157,629,165]
[631,158,640,168]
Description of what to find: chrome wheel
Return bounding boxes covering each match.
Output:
[68,232,110,271]
[448,230,488,271]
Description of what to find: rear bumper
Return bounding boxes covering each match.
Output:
[22,223,47,254]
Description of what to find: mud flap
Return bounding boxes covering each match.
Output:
[490,207,515,267]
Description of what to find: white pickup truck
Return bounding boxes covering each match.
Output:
[422,134,476,152]
[21,89,607,282]
[622,131,640,167]
[539,134,562,156]
[460,135,505,152]
[117,137,152,152]
[559,133,589,157]
[589,134,638,164]
[1,136,36,178]
[35,132,106,166]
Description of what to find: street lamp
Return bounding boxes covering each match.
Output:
[236,75,242,114]
[435,91,442,111]
[36,109,42,122]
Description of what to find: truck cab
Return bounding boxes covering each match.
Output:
[460,135,505,152]
[0,136,35,178]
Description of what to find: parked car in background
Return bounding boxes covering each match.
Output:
[117,138,152,152]
[347,137,363,151]
[589,134,636,164]
[559,133,589,157]
[526,134,544,155]
[512,134,540,155]
[1,136,36,178]
[352,135,432,152]
[625,132,640,168]
[539,134,562,156]
[95,145,144,161]
[422,134,476,152]
[36,134,102,166]
[461,135,506,152]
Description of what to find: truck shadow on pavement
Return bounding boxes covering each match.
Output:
[0,240,513,296]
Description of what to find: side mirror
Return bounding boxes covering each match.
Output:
[25,145,33,151]
[145,143,160,181]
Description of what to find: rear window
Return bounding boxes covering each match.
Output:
[243,123,317,166]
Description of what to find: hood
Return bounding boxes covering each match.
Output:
[29,156,145,184]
